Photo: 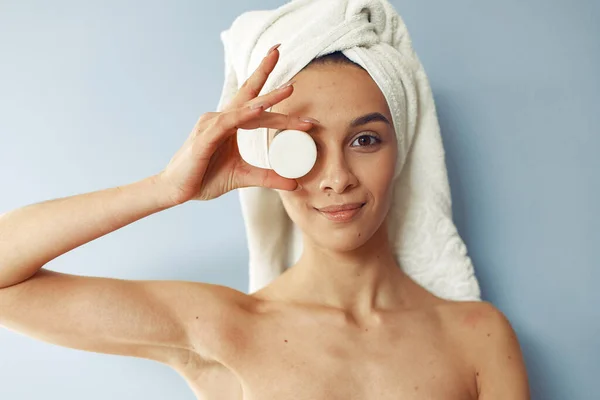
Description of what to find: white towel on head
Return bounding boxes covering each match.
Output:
[216,0,481,301]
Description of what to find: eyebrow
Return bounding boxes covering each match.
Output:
[274,112,391,136]
[349,112,391,128]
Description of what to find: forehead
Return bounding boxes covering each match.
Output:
[270,63,392,127]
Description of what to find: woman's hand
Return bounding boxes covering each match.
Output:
[158,44,316,205]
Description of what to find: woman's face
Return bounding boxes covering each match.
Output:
[269,63,398,252]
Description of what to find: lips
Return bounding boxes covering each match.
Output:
[316,203,365,222]
[317,203,365,213]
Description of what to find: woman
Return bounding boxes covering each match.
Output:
[0,7,530,400]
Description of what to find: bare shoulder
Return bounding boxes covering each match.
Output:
[436,300,519,351]
[436,300,531,399]
[435,300,509,334]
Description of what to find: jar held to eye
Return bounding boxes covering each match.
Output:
[268,129,317,179]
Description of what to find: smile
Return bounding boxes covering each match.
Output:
[316,203,365,222]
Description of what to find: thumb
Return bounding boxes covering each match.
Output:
[235,164,299,191]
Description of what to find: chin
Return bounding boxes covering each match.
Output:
[308,211,384,252]
[316,231,371,252]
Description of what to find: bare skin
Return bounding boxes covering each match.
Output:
[179,288,517,400]
[0,44,529,399]
[170,228,527,399]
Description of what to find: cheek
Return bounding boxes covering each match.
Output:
[354,151,396,191]
[278,191,305,220]
[278,191,319,232]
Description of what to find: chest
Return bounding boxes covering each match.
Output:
[215,322,477,400]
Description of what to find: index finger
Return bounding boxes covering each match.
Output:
[237,110,316,133]
[226,43,281,110]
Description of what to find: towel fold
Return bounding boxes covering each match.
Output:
[216,0,481,301]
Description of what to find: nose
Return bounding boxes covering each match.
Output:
[318,149,358,194]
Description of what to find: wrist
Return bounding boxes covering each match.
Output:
[148,173,184,209]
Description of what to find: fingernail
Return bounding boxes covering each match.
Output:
[267,43,281,55]
[294,183,303,191]
[277,79,296,90]
[298,117,320,124]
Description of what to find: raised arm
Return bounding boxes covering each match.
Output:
[0,269,247,366]
[0,175,246,366]
[0,44,316,368]
[0,175,172,289]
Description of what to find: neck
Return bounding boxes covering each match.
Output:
[275,222,416,317]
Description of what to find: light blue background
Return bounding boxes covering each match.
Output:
[0,1,598,399]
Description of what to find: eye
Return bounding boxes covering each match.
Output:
[350,134,381,148]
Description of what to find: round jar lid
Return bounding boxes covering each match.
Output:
[268,129,317,179]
